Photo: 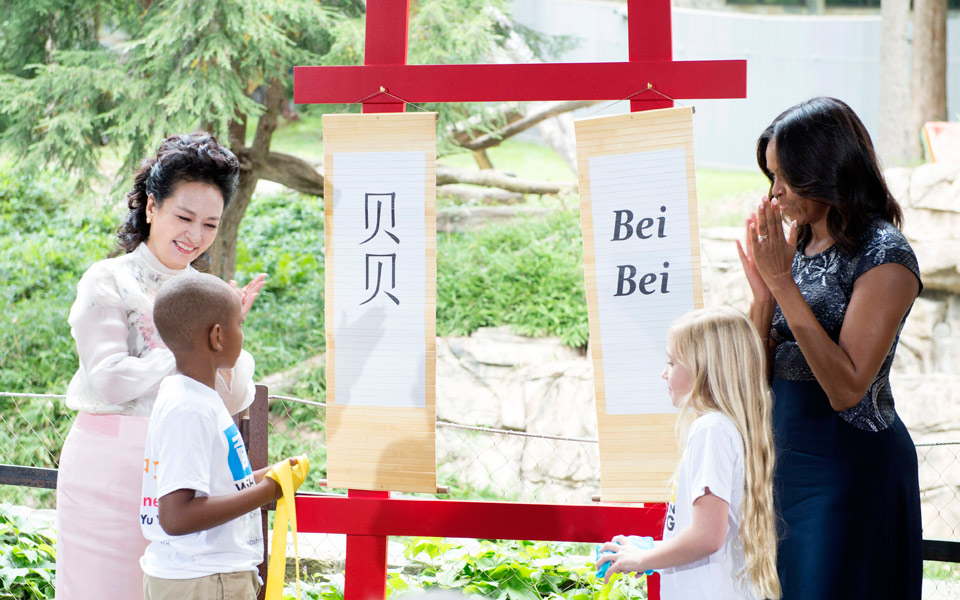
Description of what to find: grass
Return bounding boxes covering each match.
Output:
[437,209,588,347]
[256,111,327,160]
[695,168,769,227]
[440,141,577,182]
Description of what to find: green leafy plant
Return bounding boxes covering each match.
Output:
[389,538,647,600]
[0,169,117,394]
[0,508,56,600]
[283,572,345,600]
[288,537,648,600]
[437,210,589,348]
[234,190,327,377]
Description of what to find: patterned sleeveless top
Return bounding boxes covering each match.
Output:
[769,220,922,431]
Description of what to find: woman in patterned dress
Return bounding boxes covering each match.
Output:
[56,133,266,600]
[736,97,922,599]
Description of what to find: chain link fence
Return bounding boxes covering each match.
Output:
[2,391,959,598]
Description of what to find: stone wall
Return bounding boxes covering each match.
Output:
[436,164,960,529]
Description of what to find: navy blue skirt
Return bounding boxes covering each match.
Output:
[772,379,922,600]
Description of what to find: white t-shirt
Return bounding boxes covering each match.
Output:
[67,243,255,417]
[140,375,263,579]
[660,412,759,600]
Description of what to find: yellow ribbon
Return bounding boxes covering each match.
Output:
[264,456,309,600]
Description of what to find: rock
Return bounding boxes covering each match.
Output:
[902,208,960,243]
[436,337,503,427]
[908,163,960,210]
[886,167,912,204]
[437,206,550,233]
[894,373,960,441]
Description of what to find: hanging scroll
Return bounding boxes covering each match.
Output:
[575,106,703,502]
[323,112,437,493]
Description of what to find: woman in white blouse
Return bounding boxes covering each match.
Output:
[56,133,266,600]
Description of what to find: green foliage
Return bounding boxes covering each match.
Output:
[1,0,569,178]
[235,190,326,377]
[437,209,588,347]
[393,538,646,600]
[0,0,337,179]
[0,168,117,394]
[288,538,648,600]
[0,0,115,78]
[0,167,114,506]
[0,508,56,600]
[284,572,344,600]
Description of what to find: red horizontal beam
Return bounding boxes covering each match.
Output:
[293,61,746,104]
[295,495,667,542]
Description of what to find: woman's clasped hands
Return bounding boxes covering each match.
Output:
[736,196,797,300]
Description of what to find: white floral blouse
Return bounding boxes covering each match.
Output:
[66,243,255,417]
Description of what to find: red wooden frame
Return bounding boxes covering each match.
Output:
[291,1,746,597]
[294,61,746,104]
[295,494,668,599]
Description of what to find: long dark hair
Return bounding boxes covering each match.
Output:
[756,97,902,254]
[117,133,240,269]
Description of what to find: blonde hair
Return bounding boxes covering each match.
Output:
[668,306,781,600]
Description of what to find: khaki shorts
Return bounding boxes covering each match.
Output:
[143,571,261,600]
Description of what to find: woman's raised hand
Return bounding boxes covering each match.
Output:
[736,208,773,305]
[229,273,267,320]
[747,196,796,294]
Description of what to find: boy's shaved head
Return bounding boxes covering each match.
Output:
[154,273,240,351]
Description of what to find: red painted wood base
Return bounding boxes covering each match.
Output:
[297,492,667,599]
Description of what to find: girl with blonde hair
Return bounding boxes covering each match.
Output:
[597,306,780,600]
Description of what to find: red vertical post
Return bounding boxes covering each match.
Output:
[344,490,391,599]
[348,1,409,589]
[363,0,410,113]
[629,4,670,598]
[648,572,661,598]
[627,0,673,111]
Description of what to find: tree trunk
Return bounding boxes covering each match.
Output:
[909,0,948,162]
[209,78,286,280]
[473,149,494,170]
[439,184,524,205]
[877,0,911,168]
[258,151,324,196]
[437,165,576,195]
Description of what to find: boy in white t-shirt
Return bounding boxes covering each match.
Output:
[140,273,306,600]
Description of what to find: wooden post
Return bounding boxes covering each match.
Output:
[250,385,270,600]
[363,0,409,114]
[628,0,673,112]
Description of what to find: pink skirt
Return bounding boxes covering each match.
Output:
[56,413,151,600]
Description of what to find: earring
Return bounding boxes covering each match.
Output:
[146,215,151,224]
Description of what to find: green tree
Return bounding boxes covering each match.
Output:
[0,0,562,279]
